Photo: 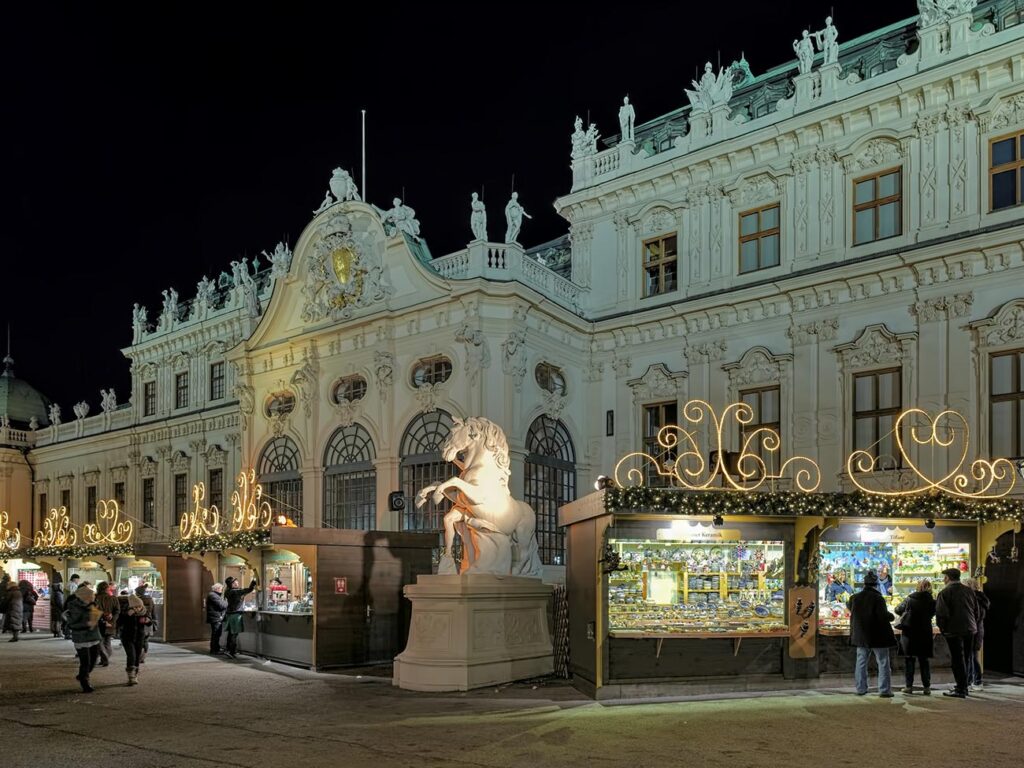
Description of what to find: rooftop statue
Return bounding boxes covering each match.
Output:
[469,192,487,241]
[131,303,148,342]
[195,275,217,312]
[100,389,117,413]
[73,401,90,420]
[618,96,635,143]
[415,416,542,578]
[685,62,734,113]
[917,0,977,26]
[48,404,61,426]
[793,30,815,75]
[160,288,179,330]
[814,17,840,67]
[265,241,293,278]
[329,168,361,202]
[313,190,334,214]
[504,192,532,245]
[383,198,421,240]
[570,116,600,159]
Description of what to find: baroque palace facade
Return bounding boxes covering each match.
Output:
[3,0,1024,568]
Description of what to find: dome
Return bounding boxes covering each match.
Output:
[0,355,53,429]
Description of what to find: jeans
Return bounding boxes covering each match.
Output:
[967,642,982,685]
[123,636,144,671]
[904,656,931,689]
[97,634,113,665]
[76,645,99,681]
[209,621,224,654]
[855,646,892,694]
[944,634,971,694]
[22,606,34,632]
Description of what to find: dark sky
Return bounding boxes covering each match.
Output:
[1,1,916,409]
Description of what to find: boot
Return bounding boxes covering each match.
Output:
[8,632,18,642]
[79,675,94,693]
[128,668,138,686]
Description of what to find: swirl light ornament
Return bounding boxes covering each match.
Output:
[229,469,273,532]
[82,500,135,546]
[34,506,77,548]
[1,510,21,553]
[847,408,1017,498]
[613,398,821,493]
[180,483,222,539]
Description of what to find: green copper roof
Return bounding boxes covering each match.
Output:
[0,356,52,429]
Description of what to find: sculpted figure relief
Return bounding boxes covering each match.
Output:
[469,192,487,241]
[917,0,977,26]
[618,96,635,142]
[383,198,421,239]
[504,192,531,244]
[814,16,840,66]
[570,116,600,159]
[49,404,61,426]
[685,62,734,112]
[265,241,293,278]
[416,417,542,578]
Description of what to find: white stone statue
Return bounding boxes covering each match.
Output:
[383,198,421,239]
[469,192,487,241]
[314,190,334,214]
[132,303,148,342]
[241,269,260,318]
[229,260,245,289]
[793,30,815,76]
[160,288,179,330]
[195,276,217,316]
[329,168,361,202]
[814,17,840,67]
[504,192,532,244]
[100,389,117,413]
[685,62,734,112]
[570,116,600,159]
[0,414,9,429]
[917,0,976,27]
[73,401,90,420]
[48,404,61,426]
[265,241,293,278]
[618,96,635,143]
[29,416,38,431]
[415,416,542,578]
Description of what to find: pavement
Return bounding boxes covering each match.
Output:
[2,632,1024,767]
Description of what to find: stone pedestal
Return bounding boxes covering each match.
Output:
[393,574,553,691]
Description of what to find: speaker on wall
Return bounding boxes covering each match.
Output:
[388,491,406,512]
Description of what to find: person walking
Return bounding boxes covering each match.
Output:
[962,577,990,690]
[94,581,120,667]
[50,573,66,638]
[65,584,103,692]
[134,584,158,664]
[848,570,897,697]
[117,593,151,686]
[206,583,228,655]
[0,572,11,634]
[223,576,257,659]
[894,579,936,695]
[1,576,23,642]
[936,567,978,698]
[19,579,39,633]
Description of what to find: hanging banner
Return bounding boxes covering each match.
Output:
[788,586,817,659]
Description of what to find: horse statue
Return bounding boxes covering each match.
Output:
[416,416,542,578]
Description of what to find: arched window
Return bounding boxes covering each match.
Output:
[323,424,376,530]
[524,416,576,565]
[258,436,303,526]
[399,410,455,533]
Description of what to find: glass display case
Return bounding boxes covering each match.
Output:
[220,555,257,612]
[607,538,787,636]
[115,558,165,605]
[261,549,312,614]
[72,560,113,591]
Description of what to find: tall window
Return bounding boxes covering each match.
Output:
[208,469,224,510]
[143,382,156,417]
[323,424,377,530]
[142,478,155,529]
[175,372,189,409]
[739,204,781,273]
[853,369,902,468]
[643,233,678,297]
[258,437,303,526]
[643,401,678,486]
[991,350,1024,459]
[174,474,188,517]
[990,132,1024,211]
[38,493,46,516]
[853,168,902,244]
[114,482,126,507]
[87,485,97,523]
[61,489,71,514]
[399,410,455,534]
[739,387,781,477]
[209,362,225,401]
[524,416,576,565]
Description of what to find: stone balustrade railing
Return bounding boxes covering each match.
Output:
[33,406,135,447]
[0,426,33,447]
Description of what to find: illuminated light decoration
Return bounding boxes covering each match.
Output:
[82,499,134,546]
[34,506,77,548]
[0,510,21,553]
[847,408,1017,499]
[169,529,270,555]
[613,399,821,493]
[180,483,222,539]
[229,469,273,532]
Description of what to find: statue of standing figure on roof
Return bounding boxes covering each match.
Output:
[793,30,815,75]
[470,193,487,241]
[132,303,148,342]
[814,17,840,67]
[917,0,977,27]
[570,116,600,159]
[685,62,735,112]
[618,96,635,143]
[504,192,532,245]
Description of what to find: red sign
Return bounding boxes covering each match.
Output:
[334,577,348,595]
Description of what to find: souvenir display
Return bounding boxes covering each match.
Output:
[607,539,786,635]
[262,549,313,614]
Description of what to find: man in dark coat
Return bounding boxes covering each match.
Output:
[94,581,120,667]
[50,573,66,638]
[935,568,978,698]
[223,576,257,659]
[19,580,39,633]
[206,583,228,655]
[1,577,23,641]
[894,579,936,694]
[848,570,896,697]
[0,572,10,634]
[134,584,158,664]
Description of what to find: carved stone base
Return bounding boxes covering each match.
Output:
[393,574,553,692]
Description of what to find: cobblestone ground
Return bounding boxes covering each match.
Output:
[1,633,1023,768]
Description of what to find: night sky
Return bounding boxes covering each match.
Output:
[1,1,916,409]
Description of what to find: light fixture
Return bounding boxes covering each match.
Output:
[712,514,725,528]
[925,519,936,529]
[594,475,612,491]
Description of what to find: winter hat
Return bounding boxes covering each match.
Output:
[225,577,237,588]
[52,571,62,584]
[942,568,961,582]
[863,570,879,587]
[127,594,145,614]
[75,585,96,603]
[135,583,148,596]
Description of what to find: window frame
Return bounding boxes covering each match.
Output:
[174,473,188,518]
[142,478,155,529]
[61,489,71,515]
[737,203,781,274]
[989,349,1024,459]
[143,381,156,417]
[87,485,97,524]
[852,367,903,468]
[208,468,224,511]
[113,481,126,507]
[642,400,679,487]
[852,167,903,245]
[175,371,190,410]
[989,130,1024,212]
[641,232,679,298]
[209,362,226,401]
[411,356,453,388]
[738,385,782,478]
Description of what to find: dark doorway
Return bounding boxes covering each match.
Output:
[982,530,1024,676]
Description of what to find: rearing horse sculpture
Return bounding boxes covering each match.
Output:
[416,416,542,577]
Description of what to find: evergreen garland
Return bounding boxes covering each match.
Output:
[20,543,135,560]
[170,529,271,554]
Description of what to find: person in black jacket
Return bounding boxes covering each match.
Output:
[0,572,10,634]
[206,583,228,655]
[962,577,990,690]
[19,580,39,633]
[894,579,936,695]
[223,576,257,659]
[848,570,897,697]
[935,568,978,698]
[50,573,66,638]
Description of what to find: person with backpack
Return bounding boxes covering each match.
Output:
[223,576,257,659]
[134,583,158,664]
[205,583,228,655]
[962,577,990,690]
[894,579,936,695]
[65,585,103,692]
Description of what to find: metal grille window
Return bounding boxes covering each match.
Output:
[208,469,224,510]
[142,479,155,529]
[209,362,225,401]
[990,132,1024,211]
[143,382,156,417]
[258,436,303,526]
[738,204,781,273]
[524,416,576,566]
[399,410,454,534]
[175,372,189,409]
[323,424,377,530]
[411,357,453,387]
[739,386,781,477]
[332,376,368,403]
[991,349,1024,459]
[174,474,188,517]
[642,233,678,297]
[643,401,678,486]
[853,368,902,468]
[87,486,97,524]
[853,168,902,244]
[114,482,125,507]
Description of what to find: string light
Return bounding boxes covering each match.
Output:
[33,507,77,548]
[0,510,21,553]
[229,469,273,532]
[82,500,134,546]
[180,483,222,539]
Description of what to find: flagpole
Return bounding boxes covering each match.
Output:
[361,109,367,201]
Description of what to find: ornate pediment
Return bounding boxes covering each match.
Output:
[171,450,191,472]
[627,363,687,405]
[842,137,905,172]
[728,173,781,207]
[970,298,1024,348]
[990,92,1024,132]
[640,206,677,235]
[722,347,792,387]
[835,323,916,369]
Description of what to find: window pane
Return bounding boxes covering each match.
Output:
[992,138,1016,166]
[664,236,677,257]
[878,371,900,409]
[992,354,1014,396]
[878,201,899,238]
[663,261,677,292]
[1020,353,1024,392]
[855,209,874,244]
[855,417,874,450]
[878,171,899,198]
[742,391,759,413]
[664,403,678,424]
[741,213,759,236]
[762,389,780,423]
[855,376,874,412]
[740,240,759,272]
[646,267,659,295]
[645,241,662,261]
[761,205,780,229]
[878,414,896,461]
[761,234,780,267]
[855,179,875,205]
[992,170,1017,210]
[992,401,1013,457]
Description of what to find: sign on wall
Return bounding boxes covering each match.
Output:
[334,577,348,595]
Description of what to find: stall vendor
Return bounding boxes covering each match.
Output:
[268,578,289,604]
[826,569,854,602]
[878,564,893,596]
